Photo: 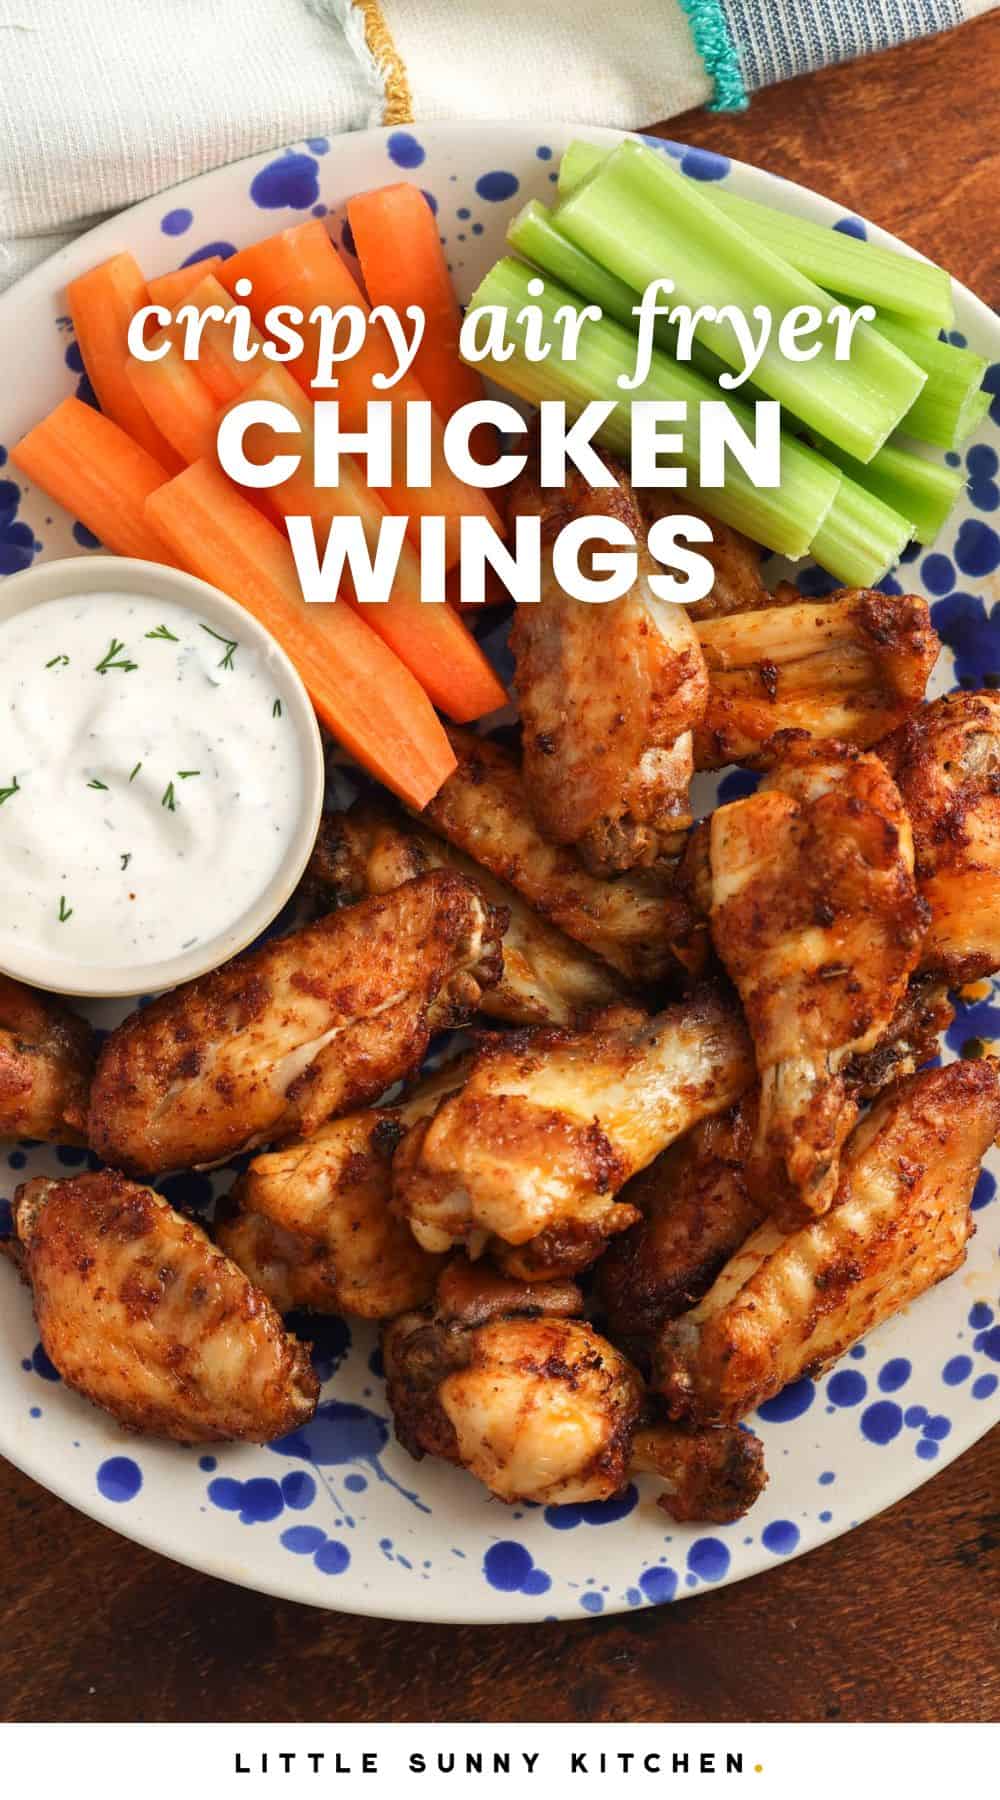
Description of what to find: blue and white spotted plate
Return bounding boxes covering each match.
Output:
[0,124,997,1622]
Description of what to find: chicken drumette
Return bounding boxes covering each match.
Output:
[88,871,504,1178]
[0,974,95,1143]
[12,1170,318,1442]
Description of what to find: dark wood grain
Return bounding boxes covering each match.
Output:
[2,11,999,1727]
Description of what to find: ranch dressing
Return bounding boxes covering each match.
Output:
[0,591,303,971]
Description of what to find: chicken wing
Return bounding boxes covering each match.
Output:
[88,872,505,1178]
[654,1058,1000,1425]
[421,727,703,984]
[694,590,938,769]
[508,453,708,873]
[880,690,1000,983]
[13,1170,318,1442]
[640,495,767,621]
[384,1261,765,1518]
[597,1105,764,1353]
[305,804,628,1027]
[0,975,95,1144]
[392,988,755,1275]
[215,1062,466,1318]
[707,739,926,1222]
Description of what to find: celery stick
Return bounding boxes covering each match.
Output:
[873,316,987,449]
[467,258,839,559]
[554,140,926,461]
[954,387,992,442]
[558,140,954,329]
[807,462,914,587]
[810,435,963,546]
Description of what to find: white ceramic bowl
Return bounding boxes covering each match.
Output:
[0,555,325,997]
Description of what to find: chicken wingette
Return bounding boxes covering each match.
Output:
[88,872,505,1178]
[880,690,1000,983]
[384,1260,766,1519]
[215,1062,467,1318]
[640,495,767,621]
[12,1170,319,1442]
[392,988,755,1275]
[0,974,95,1144]
[305,803,627,1027]
[420,727,703,985]
[508,453,708,874]
[654,1058,1000,1425]
[694,590,938,769]
[706,739,926,1223]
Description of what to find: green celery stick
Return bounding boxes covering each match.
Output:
[809,434,963,546]
[807,463,914,587]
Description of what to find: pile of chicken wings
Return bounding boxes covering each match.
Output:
[5,457,1000,1526]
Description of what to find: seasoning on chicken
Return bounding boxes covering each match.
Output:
[392,988,755,1275]
[216,1061,468,1318]
[88,871,505,1179]
[0,974,95,1144]
[597,1104,764,1355]
[655,1058,1000,1426]
[508,452,708,874]
[384,1260,765,1519]
[641,495,768,621]
[421,727,703,985]
[693,590,938,769]
[13,1170,318,1443]
[707,738,926,1223]
[305,803,628,1028]
[880,689,1000,983]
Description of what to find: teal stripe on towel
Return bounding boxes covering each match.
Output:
[678,0,749,111]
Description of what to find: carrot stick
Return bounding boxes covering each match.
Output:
[347,183,484,422]
[145,459,457,808]
[66,254,182,471]
[147,257,223,311]
[126,331,219,464]
[171,273,268,404]
[224,366,507,721]
[220,222,504,570]
[11,396,179,565]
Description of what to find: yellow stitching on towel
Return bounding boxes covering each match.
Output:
[353,0,413,124]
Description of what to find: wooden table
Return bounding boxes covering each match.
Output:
[2,12,999,1727]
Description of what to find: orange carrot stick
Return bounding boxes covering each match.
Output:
[126,331,219,464]
[224,366,507,721]
[147,256,223,312]
[66,253,182,471]
[169,273,268,404]
[347,183,484,422]
[220,222,503,569]
[145,459,457,808]
[11,396,178,565]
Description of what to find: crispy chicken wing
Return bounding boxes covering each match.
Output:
[392,988,755,1275]
[215,1063,466,1317]
[655,1058,1000,1425]
[880,690,1000,983]
[13,1170,318,1442]
[421,727,702,984]
[305,804,627,1027]
[384,1262,765,1518]
[694,590,938,769]
[508,454,708,874]
[641,495,767,621]
[707,739,926,1222]
[88,872,505,1178]
[0,975,95,1144]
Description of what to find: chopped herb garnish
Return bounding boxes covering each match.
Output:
[129,762,142,782]
[95,637,138,675]
[161,781,177,812]
[0,775,20,807]
[46,654,70,669]
[87,778,109,791]
[146,624,179,641]
[272,698,282,718]
[57,895,72,923]
[120,853,131,871]
[178,769,200,780]
[199,622,238,670]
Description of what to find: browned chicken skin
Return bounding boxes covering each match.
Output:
[509,453,708,874]
[88,872,505,1178]
[654,1058,1000,1425]
[0,975,94,1144]
[707,739,926,1223]
[640,496,767,622]
[880,690,1000,983]
[305,803,628,1027]
[13,1170,318,1442]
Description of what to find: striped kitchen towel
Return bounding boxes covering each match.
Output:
[0,0,994,290]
